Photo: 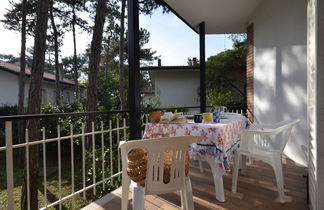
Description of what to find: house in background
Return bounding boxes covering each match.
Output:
[141,59,200,107]
[0,61,77,106]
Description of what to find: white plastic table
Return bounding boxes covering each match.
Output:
[143,113,247,202]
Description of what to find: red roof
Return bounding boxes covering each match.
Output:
[0,60,76,86]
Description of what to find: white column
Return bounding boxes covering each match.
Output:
[307,0,324,209]
[315,0,324,209]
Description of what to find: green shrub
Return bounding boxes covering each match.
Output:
[207,90,235,107]
[0,105,18,145]
[0,104,18,116]
[86,144,121,197]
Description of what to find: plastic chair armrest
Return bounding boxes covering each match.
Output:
[119,141,126,148]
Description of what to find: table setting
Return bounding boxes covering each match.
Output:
[143,110,248,202]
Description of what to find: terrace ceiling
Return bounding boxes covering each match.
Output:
[163,0,263,34]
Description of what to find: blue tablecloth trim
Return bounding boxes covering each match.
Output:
[189,139,240,170]
[226,140,240,154]
[196,143,223,153]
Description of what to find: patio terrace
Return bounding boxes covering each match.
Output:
[83,158,308,210]
[0,106,308,209]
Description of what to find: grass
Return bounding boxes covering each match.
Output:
[0,150,121,210]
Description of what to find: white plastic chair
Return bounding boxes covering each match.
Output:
[120,136,198,210]
[231,120,299,203]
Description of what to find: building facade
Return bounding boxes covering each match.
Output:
[0,61,77,106]
[141,65,200,107]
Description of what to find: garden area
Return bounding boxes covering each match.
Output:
[0,104,124,209]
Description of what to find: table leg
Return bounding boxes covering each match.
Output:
[205,157,225,202]
[198,159,204,173]
[213,175,225,202]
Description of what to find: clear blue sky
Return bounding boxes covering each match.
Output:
[139,8,233,66]
[0,2,233,66]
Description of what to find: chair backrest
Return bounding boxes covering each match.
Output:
[242,120,299,153]
[120,136,197,195]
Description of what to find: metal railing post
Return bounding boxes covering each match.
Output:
[5,121,14,210]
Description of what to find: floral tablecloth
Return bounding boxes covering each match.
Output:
[143,113,247,179]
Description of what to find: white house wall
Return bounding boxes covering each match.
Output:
[154,71,200,107]
[0,70,75,107]
[252,0,308,166]
[0,70,20,106]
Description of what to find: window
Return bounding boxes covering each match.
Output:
[42,89,47,104]
[65,91,71,103]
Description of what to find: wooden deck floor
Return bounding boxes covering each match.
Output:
[83,158,308,210]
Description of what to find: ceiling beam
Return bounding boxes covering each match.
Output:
[157,0,199,34]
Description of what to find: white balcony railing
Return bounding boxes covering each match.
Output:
[1,114,128,210]
[0,107,246,209]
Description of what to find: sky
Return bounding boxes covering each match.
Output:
[0,2,233,66]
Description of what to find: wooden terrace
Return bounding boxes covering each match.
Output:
[83,158,308,210]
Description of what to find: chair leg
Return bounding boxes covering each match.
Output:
[239,155,247,175]
[272,159,285,203]
[198,159,204,173]
[180,189,186,210]
[232,151,240,193]
[132,183,145,210]
[184,177,194,210]
[121,172,130,210]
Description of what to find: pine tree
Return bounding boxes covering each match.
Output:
[21,0,50,208]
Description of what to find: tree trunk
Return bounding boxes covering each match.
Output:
[118,0,126,110]
[50,0,61,106]
[86,0,107,143]
[21,0,49,209]
[105,34,111,81]
[72,3,79,101]
[18,0,27,165]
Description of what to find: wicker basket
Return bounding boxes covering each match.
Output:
[127,148,148,186]
[127,148,190,187]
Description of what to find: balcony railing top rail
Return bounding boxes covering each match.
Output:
[0,110,130,122]
[0,105,247,121]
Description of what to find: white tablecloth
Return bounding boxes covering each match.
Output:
[143,113,247,179]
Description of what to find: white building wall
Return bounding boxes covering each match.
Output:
[61,88,75,104]
[252,0,308,166]
[0,70,75,107]
[154,71,200,107]
[0,70,20,106]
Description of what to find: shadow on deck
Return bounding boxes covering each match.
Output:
[83,158,308,210]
